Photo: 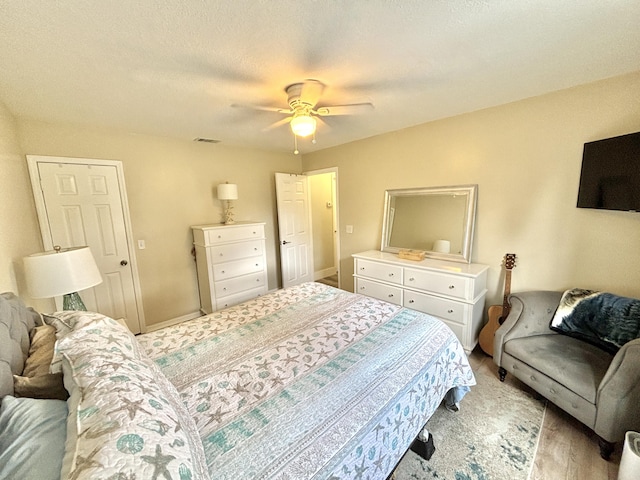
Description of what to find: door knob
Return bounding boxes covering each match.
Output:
[281,240,291,245]
[120,260,128,266]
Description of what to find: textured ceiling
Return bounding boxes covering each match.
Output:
[1,1,638,154]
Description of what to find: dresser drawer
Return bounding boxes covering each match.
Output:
[355,277,402,305]
[205,224,264,245]
[213,257,265,281]
[209,240,264,264]
[404,268,471,301]
[216,285,266,310]
[214,271,266,297]
[404,290,468,324]
[355,259,403,285]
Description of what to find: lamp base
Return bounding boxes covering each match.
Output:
[223,200,235,224]
[63,292,87,311]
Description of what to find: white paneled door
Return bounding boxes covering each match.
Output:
[27,156,144,333]
[275,173,314,288]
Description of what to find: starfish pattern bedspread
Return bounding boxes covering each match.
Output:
[138,282,475,479]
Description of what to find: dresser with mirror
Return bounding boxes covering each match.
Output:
[353,185,488,354]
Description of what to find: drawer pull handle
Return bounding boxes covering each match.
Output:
[223,288,227,291]
[255,263,259,267]
[388,273,394,277]
[360,267,365,271]
[448,285,455,289]
[256,279,260,282]
[388,294,394,298]
[254,248,258,251]
[448,309,454,313]
[409,299,415,304]
[221,270,225,274]
[360,286,365,290]
[218,235,222,239]
[219,253,224,257]
[409,277,415,281]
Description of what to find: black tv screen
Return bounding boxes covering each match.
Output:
[576,131,640,212]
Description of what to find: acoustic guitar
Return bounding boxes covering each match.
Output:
[479,253,517,357]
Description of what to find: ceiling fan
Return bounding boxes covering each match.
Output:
[233,79,374,153]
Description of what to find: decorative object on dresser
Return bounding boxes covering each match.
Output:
[217,181,238,224]
[479,253,517,357]
[353,250,488,354]
[398,249,426,261]
[23,246,102,311]
[381,184,477,264]
[192,222,267,314]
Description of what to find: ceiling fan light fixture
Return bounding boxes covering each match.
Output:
[290,114,316,137]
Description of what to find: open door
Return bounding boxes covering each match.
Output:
[275,173,314,288]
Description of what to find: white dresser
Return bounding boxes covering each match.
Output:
[353,250,488,354]
[192,222,268,314]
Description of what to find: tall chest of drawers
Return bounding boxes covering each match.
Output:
[353,250,488,354]
[192,222,268,314]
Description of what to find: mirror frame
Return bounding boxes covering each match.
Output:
[380,184,478,263]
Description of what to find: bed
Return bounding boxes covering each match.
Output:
[0,282,475,480]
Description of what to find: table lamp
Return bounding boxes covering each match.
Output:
[217,182,238,225]
[23,246,103,311]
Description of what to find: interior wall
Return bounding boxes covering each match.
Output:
[309,173,335,275]
[302,71,640,305]
[0,101,54,313]
[15,119,300,327]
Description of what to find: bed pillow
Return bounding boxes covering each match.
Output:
[0,395,67,480]
[550,288,640,354]
[43,310,118,373]
[56,314,210,480]
[12,324,68,400]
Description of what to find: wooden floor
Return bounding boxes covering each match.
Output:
[469,349,621,480]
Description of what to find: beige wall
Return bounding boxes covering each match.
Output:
[302,71,640,306]
[3,71,639,327]
[309,173,335,274]
[0,101,54,313]
[12,119,300,327]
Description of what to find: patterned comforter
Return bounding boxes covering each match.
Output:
[137,282,475,479]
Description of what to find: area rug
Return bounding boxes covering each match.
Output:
[394,362,547,480]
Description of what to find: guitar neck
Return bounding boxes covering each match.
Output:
[502,269,513,312]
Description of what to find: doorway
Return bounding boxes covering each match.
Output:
[307,168,339,289]
[27,155,145,333]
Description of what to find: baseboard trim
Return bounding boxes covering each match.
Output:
[142,311,202,333]
[314,267,337,281]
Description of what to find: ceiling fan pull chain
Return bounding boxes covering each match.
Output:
[293,134,299,155]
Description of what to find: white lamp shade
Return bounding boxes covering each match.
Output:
[23,246,102,298]
[290,115,317,137]
[217,183,238,200]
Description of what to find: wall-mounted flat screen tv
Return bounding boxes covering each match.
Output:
[577,131,640,212]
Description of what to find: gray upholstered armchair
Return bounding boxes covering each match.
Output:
[494,291,640,459]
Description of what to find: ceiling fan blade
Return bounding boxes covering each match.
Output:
[315,116,330,131]
[262,117,293,131]
[299,80,325,107]
[315,103,374,116]
[231,103,291,114]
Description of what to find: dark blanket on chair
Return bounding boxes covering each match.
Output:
[550,288,640,354]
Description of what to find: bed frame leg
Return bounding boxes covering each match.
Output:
[409,431,435,460]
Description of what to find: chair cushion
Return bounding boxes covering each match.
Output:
[503,334,613,403]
